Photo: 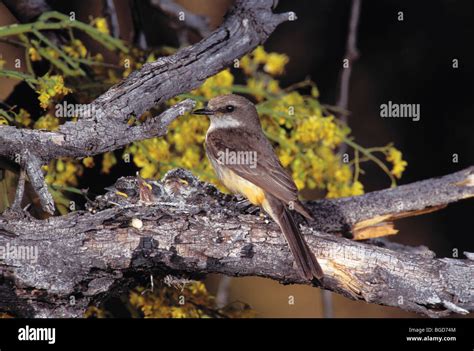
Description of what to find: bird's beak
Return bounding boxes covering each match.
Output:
[192,107,214,115]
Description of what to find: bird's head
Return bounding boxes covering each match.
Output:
[193,94,260,129]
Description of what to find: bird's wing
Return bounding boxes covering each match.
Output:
[205,128,300,207]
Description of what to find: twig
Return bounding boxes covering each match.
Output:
[216,276,232,309]
[336,0,362,116]
[104,0,120,38]
[151,0,212,41]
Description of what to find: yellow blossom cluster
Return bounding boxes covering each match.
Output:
[91,17,110,35]
[33,114,59,130]
[15,109,33,127]
[240,46,289,75]
[81,152,117,173]
[386,147,407,179]
[294,115,344,147]
[127,138,171,178]
[63,39,88,59]
[44,159,82,187]
[101,152,117,174]
[36,74,71,109]
[28,47,41,61]
[194,69,234,98]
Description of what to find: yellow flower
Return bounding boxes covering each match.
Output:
[28,47,41,61]
[63,39,87,59]
[51,75,71,95]
[264,52,289,75]
[327,183,348,198]
[386,147,407,178]
[15,109,32,127]
[82,157,95,168]
[182,147,200,169]
[247,78,265,101]
[278,149,293,167]
[101,152,117,174]
[140,163,157,179]
[281,92,304,106]
[294,178,305,190]
[34,114,59,130]
[294,115,342,148]
[189,282,207,295]
[56,159,65,173]
[147,139,170,161]
[239,55,253,75]
[38,92,51,109]
[84,306,106,318]
[92,17,110,35]
[267,79,281,94]
[197,69,234,98]
[36,75,71,109]
[253,46,268,64]
[351,181,364,196]
[170,307,187,318]
[45,47,59,59]
[334,166,351,183]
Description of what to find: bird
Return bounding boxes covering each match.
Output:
[193,94,323,280]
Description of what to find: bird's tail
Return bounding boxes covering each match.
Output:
[265,197,323,280]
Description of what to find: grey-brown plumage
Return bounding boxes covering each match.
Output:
[194,94,323,280]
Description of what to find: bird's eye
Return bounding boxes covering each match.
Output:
[225,105,235,112]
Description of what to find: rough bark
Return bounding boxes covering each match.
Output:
[0,0,293,213]
[0,167,473,318]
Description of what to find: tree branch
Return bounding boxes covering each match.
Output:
[336,0,361,118]
[104,0,120,39]
[0,0,293,213]
[0,167,472,317]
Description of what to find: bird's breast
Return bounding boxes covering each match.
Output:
[210,160,265,206]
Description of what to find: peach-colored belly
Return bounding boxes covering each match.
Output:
[213,163,266,206]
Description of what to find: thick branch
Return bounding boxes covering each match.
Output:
[308,165,474,239]
[0,167,472,318]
